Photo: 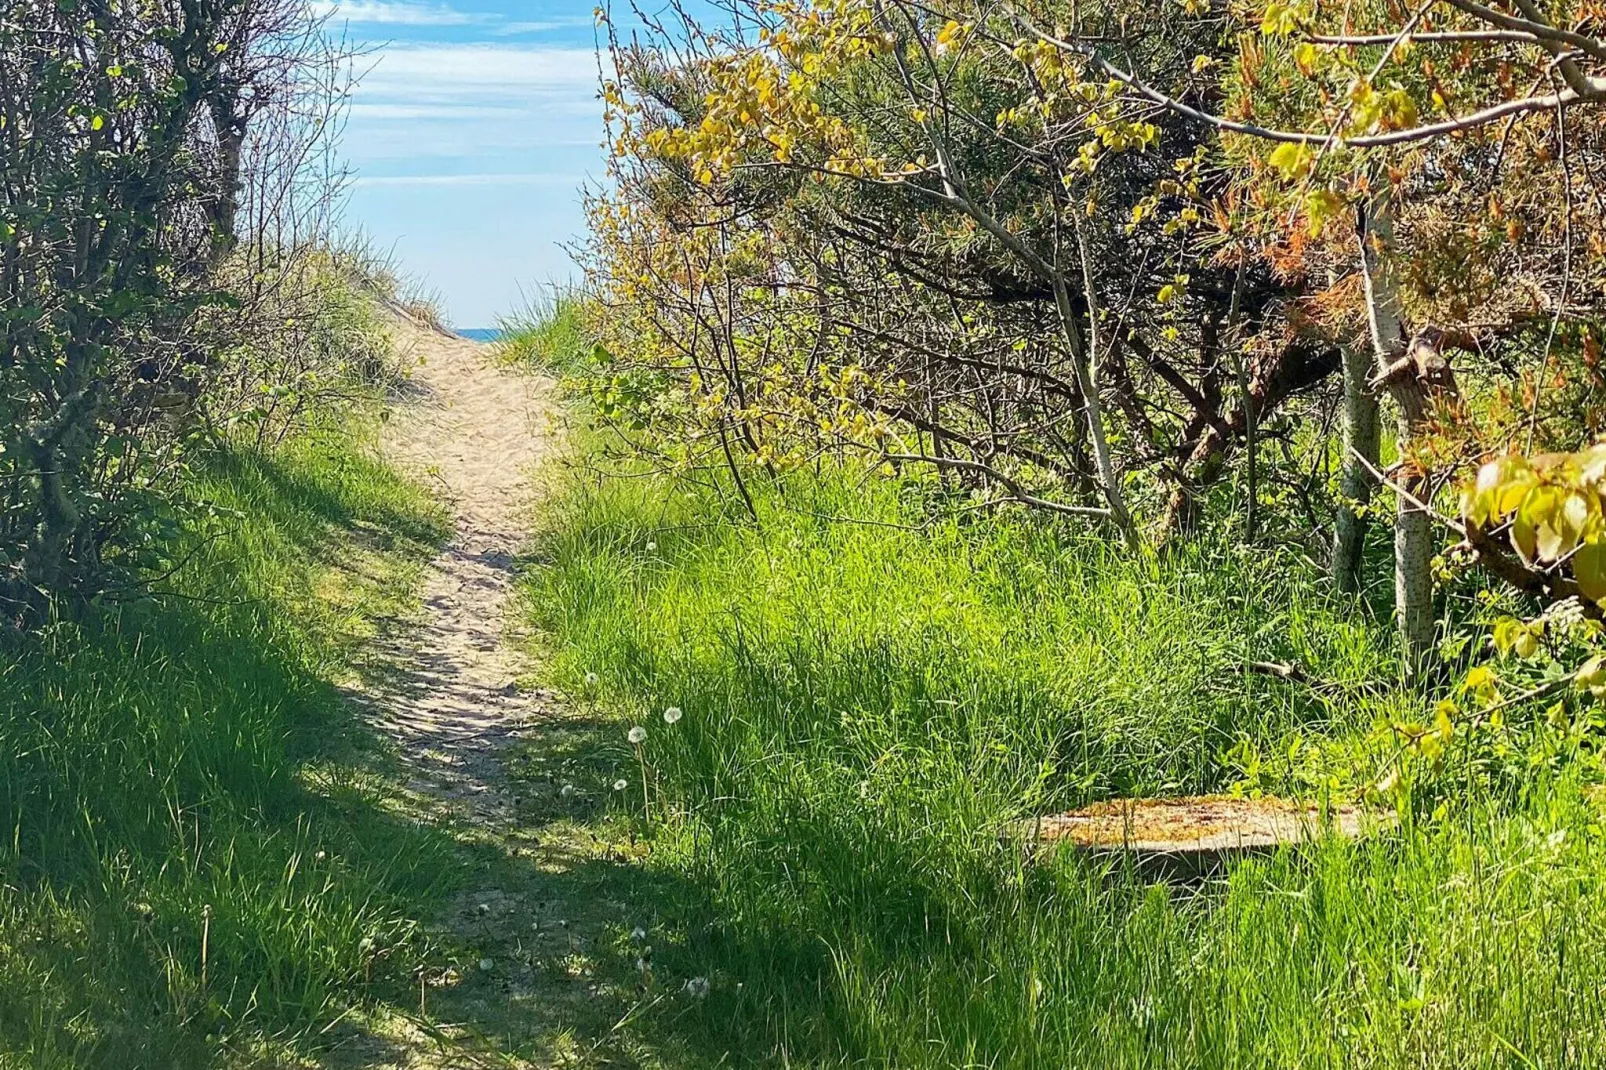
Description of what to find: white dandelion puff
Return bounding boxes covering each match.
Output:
[646,541,657,551]
[663,706,683,724]
[628,725,647,744]
[584,671,599,686]
[684,976,711,999]
[630,926,647,942]
[613,778,629,791]
[479,958,495,972]
[560,783,576,798]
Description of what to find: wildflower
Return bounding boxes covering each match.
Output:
[630,926,647,942]
[613,778,628,791]
[584,671,599,686]
[663,706,683,724]
[560,783,576,798]
[685,976,711,999]
[479,957,495,972]
[314,850,326,861]
[645,541,658,551]
[628,725,647,744]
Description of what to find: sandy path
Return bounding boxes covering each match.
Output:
[328,314,645,1070]
[368,310,558,829]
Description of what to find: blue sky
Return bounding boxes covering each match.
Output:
[323,0,607,328]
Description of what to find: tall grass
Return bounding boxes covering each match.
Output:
[495,285,592,374]
[522,459,1606,1067]
[0,417,456,1067]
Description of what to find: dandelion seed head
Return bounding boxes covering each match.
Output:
[685,976,711,999]
[663,706,683,724]
[613,778,629,791]
[630,926,647,942]
[560,783,576,798]
[479,958,495,972]
[628,725,647,744]
[646,541,658,551]
[584,671,599,686]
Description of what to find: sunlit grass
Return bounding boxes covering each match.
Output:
[494,285,592,374]
[522,458,1606,1067]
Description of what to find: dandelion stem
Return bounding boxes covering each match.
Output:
[636,743,651,821]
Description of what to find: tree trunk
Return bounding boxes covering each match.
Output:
[1332,342,1381,592]
[207,98,247,266]
[1357,190,1437,680]
[1065,218,1138,547]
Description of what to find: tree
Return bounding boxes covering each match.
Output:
[1014,0,1606,674]
[590,0,1344,546]
[0,0,343,621]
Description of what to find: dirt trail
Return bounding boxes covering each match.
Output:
[367,311,559,831]
[324,314,659,1070]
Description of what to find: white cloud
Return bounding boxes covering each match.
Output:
[316,0,484,25]
[362,43,599,91]
[316,2,600,34]
[341,42,603,162]
[347,102,524,121]
[352,172,587,187]
[335,34,607,324]
[492,17,597,36]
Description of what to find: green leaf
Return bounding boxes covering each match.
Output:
[1575,540,1606,605]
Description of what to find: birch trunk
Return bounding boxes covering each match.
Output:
[1053,273,1136,546]
[1332,342,1381,592]
[1357,191,1435,680]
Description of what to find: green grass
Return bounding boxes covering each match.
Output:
[521,459,1606,1068]
[495,286,591,374]
[0,418,457,1068]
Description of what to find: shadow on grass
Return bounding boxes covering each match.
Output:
[0,434,463,1069]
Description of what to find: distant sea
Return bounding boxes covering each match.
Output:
[456,328,501,343]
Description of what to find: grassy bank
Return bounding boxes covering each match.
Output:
[0,417,456,1067]
[521,460,1606,1068]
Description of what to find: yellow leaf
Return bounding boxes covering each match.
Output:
[1267,141,1312,180]
[1304,189,1344,236]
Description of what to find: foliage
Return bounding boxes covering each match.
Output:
[0,0,352,622]
[495,284,596,375]
[587,0,1336,537]
[204,243,405,448]
[584,0,1606,668]
[1466,445,1606,603]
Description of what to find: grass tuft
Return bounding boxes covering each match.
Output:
[495,285,592,373]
